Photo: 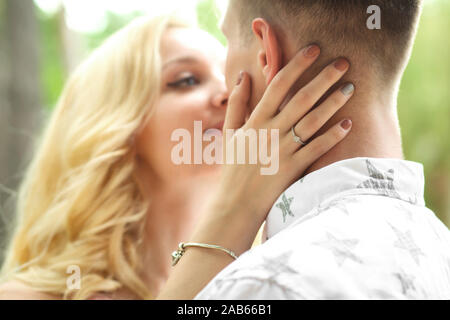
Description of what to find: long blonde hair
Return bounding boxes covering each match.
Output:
[0,15,190,300]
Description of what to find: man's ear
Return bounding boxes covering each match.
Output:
[252,18,282,85]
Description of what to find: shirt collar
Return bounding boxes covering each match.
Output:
[264,157,426,241]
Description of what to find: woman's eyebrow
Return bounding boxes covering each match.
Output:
[163,56,200,70]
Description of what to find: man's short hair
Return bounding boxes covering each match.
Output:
[233,0,422,83]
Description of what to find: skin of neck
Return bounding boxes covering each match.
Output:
[281,43,405,178]
[304,89,405,176]
[134,158,220,297]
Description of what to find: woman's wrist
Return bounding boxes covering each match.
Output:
[188,195,263,256]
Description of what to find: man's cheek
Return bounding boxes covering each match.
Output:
[225,58,240,91]
[250,78,266,112]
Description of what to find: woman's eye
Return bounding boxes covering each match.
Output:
[168,76,200,89]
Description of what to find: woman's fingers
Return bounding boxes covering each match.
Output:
[252,44,321,120]
[292,83,355,144]
[276,58,350,129]
[293,119,353,168]
[224,71,251,131]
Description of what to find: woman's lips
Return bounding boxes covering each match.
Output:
[211,121,224,131]
[203,121,224,133]
[203,121,224,139]
[203,128,223,137]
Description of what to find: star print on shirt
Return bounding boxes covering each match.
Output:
[394,269,416,295]
[317,197,360,215]
[276,193,294,223]
[357,159,402,200]
[261,251,298,276]
[389,224,425,266]
[313,232,363,267]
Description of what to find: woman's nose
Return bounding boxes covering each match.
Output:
[211,90,228,109]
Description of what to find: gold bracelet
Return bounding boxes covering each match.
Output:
[171,242,238,266]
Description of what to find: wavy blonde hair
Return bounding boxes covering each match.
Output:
[0,15,190,300]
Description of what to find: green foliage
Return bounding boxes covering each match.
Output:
[37,9,144,109]
[36,9,65,109]
[196,0,227,46]
[398,1,450,223]
[84,11,143,51]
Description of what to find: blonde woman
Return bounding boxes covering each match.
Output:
[0,14,353,299]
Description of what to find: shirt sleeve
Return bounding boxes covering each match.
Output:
[195,276,306,300]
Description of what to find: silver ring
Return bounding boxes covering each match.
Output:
[291,126,307,146]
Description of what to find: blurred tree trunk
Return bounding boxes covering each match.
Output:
[0,1,9,192]
[0,0,10,256]
[0,0,42,262]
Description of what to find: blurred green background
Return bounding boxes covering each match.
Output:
[0,0,449,263]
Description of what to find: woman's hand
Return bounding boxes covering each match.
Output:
[216,45,354,238]
[156,45,354,300]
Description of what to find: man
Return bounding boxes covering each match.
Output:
[195,0,450,299]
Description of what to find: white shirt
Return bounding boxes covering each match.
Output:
[196,158,450,299]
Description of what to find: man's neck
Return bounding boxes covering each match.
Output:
[277,40,406,177]
[303,91,404,177]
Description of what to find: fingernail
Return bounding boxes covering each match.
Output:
[334,58,349,71]
[303,45,320,58]
[341,119,352,130]
[236,71,244,86]
[341,83,355,96]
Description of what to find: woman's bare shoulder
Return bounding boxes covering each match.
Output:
[0,281,60,300]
